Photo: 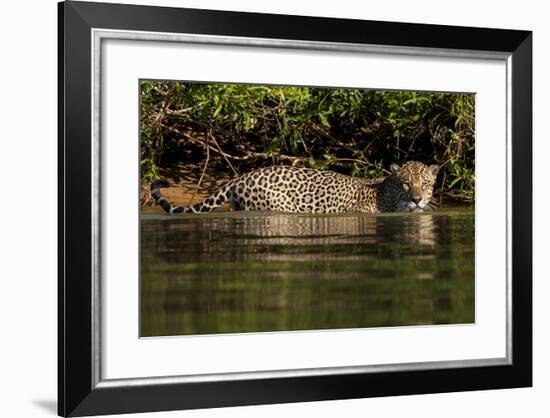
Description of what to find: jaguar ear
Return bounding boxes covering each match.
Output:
[390,163,401,175]
[429,164,440,177]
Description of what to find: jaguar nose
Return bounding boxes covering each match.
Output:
[412,195,422,204]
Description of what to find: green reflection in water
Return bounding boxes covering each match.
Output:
[140,209,474,336]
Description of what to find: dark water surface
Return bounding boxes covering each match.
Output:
[140,209,474,337]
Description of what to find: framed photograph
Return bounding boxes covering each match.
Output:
[58,1,532,416]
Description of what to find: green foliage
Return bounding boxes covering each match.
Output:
[140,81,475,203]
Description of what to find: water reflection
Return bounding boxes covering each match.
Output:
[140,210,474,336]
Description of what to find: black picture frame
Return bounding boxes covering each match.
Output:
[58,1,532,416]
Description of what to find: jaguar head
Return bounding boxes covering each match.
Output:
[390,161,440,212]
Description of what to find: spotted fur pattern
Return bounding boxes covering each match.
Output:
[151,161,439,214]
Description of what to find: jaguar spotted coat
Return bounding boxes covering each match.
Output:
[151,161,440,214]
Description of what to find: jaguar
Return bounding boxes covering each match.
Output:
[151,161,440,214]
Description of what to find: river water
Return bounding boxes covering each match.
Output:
[140,209,474,337]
